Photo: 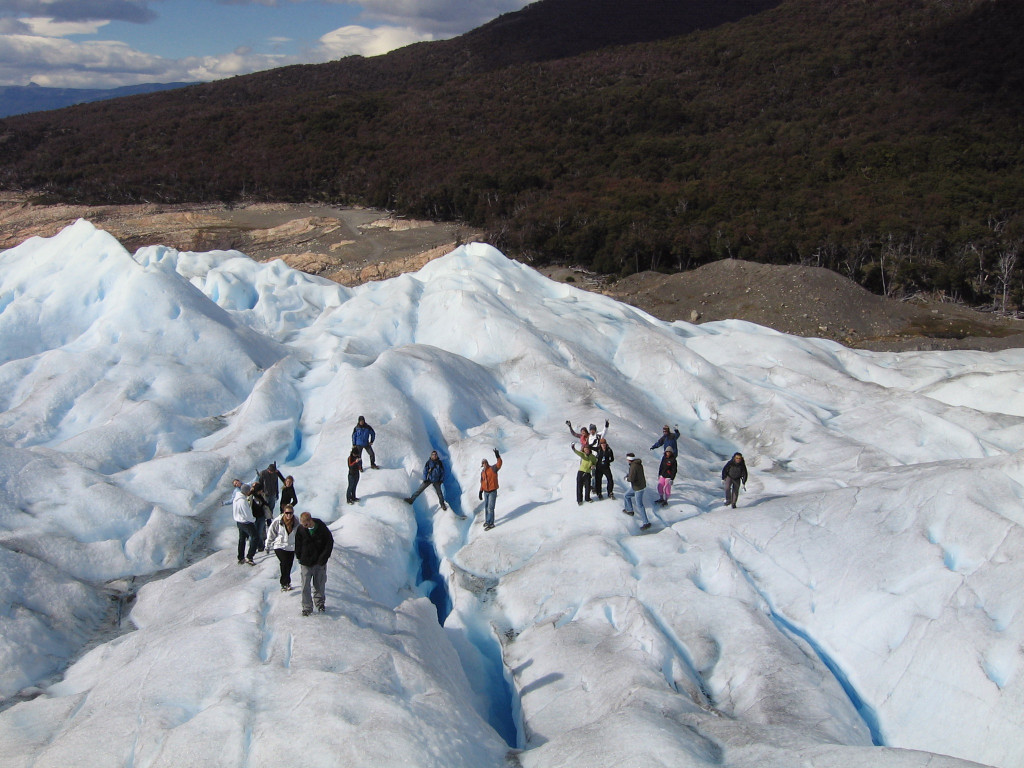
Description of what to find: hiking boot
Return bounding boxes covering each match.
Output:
[441,503,448,510]
[317,605,326,613]
[608,492,615,499]
[640,523,652,531]
[245,558,256,566]
[732,502,737,509]
[238,558,244,565]
[596,494,603,500]
[301,609,312,616]
[404,497,414,504]
[621,508,634,516]
[281,585,292,592]
[483,522,494,531]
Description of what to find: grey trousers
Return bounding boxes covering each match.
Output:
[300,563,327,611]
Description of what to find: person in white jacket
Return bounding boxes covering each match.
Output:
[265,504,298,591]
[230,479,257,565]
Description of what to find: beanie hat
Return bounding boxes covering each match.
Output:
[626,453,636,460]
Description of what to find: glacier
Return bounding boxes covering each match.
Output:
[1,220,1022,767]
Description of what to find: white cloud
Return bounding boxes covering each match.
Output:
[178,48,290,82]
[0,0,539,88]
[316,23,427,58]
[20,16,110,36]
[0,34,158,72]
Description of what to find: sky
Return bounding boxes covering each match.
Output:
[0,0,533,88]
[1,220,1023,767]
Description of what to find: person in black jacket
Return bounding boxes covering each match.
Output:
[404,450,448,510]
[249,481,272,552]
[346,448,363,505]
[295,512,334,615]
[656,448,678,507]
[259,462,286,510]
[593,437,615,500]
[279,475,297,511]
[722,452,748,508]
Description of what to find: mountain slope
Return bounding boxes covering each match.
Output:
[0,0,1021,298]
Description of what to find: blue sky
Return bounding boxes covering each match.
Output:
[0,1,533,88]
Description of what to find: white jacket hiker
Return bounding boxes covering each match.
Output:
[265,515,297,551]
[231,484,255,524]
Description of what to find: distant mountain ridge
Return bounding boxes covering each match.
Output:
[406,0,783,74]
[0,0,1021,305]
[0,82,191,118]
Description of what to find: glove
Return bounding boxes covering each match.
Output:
[494,448,500,458]
[479,490,484,501]
[605,419,609,428]
[565,420,572,427]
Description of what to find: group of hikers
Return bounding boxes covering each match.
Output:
[227,463,333,615]
[228,415,748,615]
[566,421,747,531]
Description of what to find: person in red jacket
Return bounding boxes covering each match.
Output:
[479,449,503,531]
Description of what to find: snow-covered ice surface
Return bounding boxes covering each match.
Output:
[1,220,1022,767]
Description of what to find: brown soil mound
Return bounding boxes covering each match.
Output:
[600,260,1024,351]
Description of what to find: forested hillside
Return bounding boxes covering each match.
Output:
[0,0,1021,302]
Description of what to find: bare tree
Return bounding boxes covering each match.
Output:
[995,240,1021,314]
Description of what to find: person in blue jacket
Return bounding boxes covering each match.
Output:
[651,424,681,455]
[405,450,448,510]
[352,415,379,469]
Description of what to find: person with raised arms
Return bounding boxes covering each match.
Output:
[479,449,503,531]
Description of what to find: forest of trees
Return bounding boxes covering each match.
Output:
[0,0,1022,306]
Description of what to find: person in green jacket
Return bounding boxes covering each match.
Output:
[572,441,597,505]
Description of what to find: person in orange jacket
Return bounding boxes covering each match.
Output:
[479,449,503,531]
